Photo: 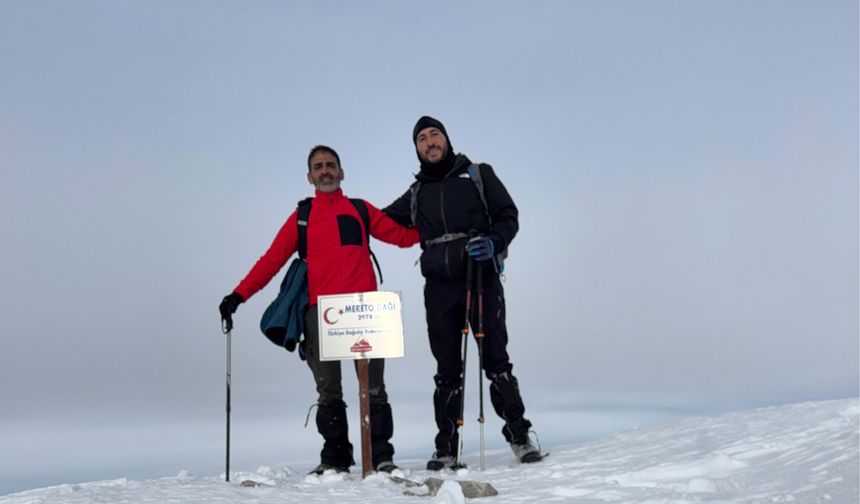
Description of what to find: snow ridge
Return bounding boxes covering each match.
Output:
[2,399,857,503]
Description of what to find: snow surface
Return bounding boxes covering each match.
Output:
[2,399,857,503]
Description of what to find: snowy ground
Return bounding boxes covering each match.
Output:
[2,398,857,503]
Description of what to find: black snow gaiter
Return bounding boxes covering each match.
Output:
[419,148,457,180]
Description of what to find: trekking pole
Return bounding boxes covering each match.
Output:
[222,320,232,482]
[455,255,474,468]
[475,261,486,471]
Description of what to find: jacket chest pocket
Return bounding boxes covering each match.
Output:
[337,214,364,247]
[424,180,487,233]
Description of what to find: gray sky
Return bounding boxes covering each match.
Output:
[1,0,857,494]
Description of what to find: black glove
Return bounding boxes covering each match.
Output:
[219,292,244,332]
[465,235,495,261]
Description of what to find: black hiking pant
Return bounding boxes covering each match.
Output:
[424,274,532,456]
[303,305,395,468]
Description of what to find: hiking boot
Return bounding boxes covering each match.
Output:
[375,460,399,473]
[309,463,349,475]
[510,439,542,463]
[426,454,460,471]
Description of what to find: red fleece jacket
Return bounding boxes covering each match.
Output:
[234,189,419,305]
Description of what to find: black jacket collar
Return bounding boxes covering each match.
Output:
[416,153,472,182]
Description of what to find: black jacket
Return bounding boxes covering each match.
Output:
[384,153,518,280]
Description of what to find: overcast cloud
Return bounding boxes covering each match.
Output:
[1,0,857,494]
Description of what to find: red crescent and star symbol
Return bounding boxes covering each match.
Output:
[323,307,343,325]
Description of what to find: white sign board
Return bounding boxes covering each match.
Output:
[317,291,405,361]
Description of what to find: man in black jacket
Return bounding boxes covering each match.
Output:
[383,116,541,469]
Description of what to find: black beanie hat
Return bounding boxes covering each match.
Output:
[412,116,449,145]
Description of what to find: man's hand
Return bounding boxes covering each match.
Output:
[466,235,495,261]
[219,292,244,332]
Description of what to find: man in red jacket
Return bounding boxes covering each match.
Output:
[219,145,419,475]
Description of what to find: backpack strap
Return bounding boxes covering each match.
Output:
[348,198,370,242]
[296,197,313,260]
[468,163,508,273]
[467,163,492,226]
[349,198,384,285]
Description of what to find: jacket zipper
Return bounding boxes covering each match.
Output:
[431,161,460,278]
[440,188,450,276]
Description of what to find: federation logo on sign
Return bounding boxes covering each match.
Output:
[350,339,373,353]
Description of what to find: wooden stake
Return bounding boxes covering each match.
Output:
[357,358,372,478]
